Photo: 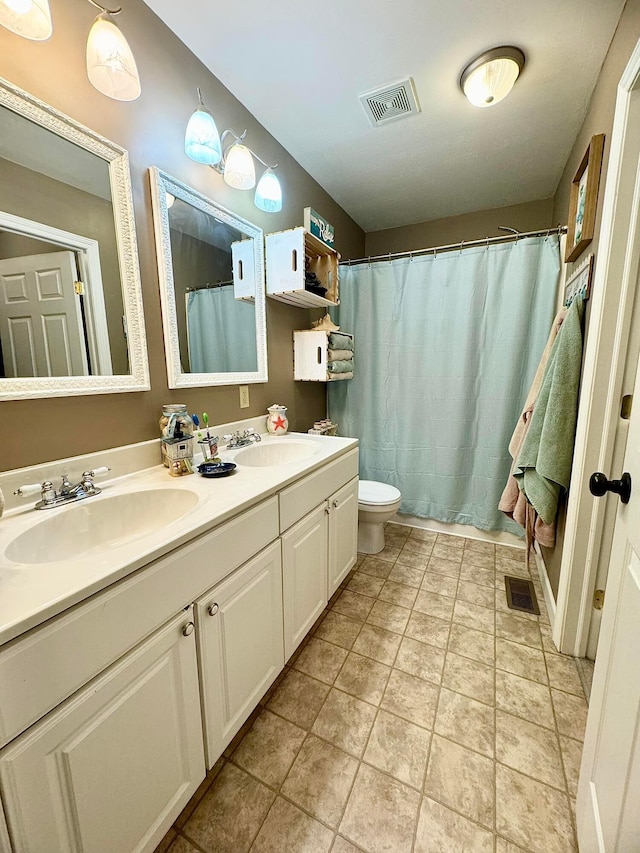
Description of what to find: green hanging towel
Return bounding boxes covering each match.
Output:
[513,296,585,525]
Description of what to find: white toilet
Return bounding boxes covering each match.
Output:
[357,480,402,554]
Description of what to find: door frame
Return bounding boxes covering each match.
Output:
[0,210,113,375]
[554,38,640,656]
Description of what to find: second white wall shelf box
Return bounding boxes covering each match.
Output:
[294,329,354,381]
[265,226,339,307]
[231,239,256,302]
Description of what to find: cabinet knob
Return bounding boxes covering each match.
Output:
[333,499,339,508]
[208,603,219,616]
[182,621,195,637]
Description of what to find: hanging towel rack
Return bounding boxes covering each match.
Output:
[564,253,594,307]
[343,225,568,267]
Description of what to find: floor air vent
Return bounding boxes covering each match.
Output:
[359,77,420,126]
[504,576,540,615]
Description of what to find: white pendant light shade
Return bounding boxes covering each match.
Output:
[254,168,282,212]
[0,0,52,40]
[224,143,255,190]
[185,107,222,165]
[86,13,141,101]
[460,46,525,108]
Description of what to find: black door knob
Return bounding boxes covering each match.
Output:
[589,471,632,504]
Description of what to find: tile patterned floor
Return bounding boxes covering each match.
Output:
[156,525,588,853]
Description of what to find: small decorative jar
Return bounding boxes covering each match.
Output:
[160,404,193,467]
[266,404,289,436]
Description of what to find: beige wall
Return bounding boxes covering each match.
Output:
[0,0,364,471]
[364,198,554,257]
[543,0,640,598]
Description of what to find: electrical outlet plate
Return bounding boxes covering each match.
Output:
[239,385,250,408]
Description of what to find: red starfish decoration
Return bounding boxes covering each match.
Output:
[272,415,287,431]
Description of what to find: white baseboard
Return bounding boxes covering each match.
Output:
[393,513,524,549]
[533,542,556,630]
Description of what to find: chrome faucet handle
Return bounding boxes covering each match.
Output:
[14,481,57,505]
[82,466,111,481]
[80,466,110,494]
[14,482,49,497]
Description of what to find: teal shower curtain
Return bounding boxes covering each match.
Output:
[187,286,257,373]
[328,236,561,533]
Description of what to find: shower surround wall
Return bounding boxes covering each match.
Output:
[329,236,561,534]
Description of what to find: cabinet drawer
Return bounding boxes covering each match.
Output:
[279,448,358,532]
[0,497,278,748]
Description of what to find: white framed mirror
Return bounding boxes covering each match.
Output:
[149,167,268,388]
[0,77,149,400]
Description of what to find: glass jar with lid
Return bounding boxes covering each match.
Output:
[159,403,193,467]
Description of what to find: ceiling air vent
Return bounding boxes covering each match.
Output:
[359,77,420,126]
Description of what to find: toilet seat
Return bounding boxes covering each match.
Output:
[358,480,401,506]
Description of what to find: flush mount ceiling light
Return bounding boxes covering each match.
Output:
[0,0,52,40]
[86,0,141,101]
[459,46,525,108]
[185,90,283,213]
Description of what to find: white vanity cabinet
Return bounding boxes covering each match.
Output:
[282,503,329,660]
[279,449,359,660]
[0,609,204,853]
[195,541,284,767]
[0,437,359,853]
[328,477,359,597]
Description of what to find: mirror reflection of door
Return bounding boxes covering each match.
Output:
[0,103,129,378]
[0,250,88,377]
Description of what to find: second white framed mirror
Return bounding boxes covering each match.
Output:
[149,167,268,388]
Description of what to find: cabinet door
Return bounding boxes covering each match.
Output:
[282,504,328,660]
[196,541,284,767]
[0,610,204,853]
[328,477,359,597]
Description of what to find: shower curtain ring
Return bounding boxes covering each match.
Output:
[388,253,392,264]
[459,240,464,255]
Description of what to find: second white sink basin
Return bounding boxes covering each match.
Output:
[234,439,320,468]
[5,489,200,565]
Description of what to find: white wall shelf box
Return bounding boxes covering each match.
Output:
[266,226,339,308]
[231,238,257,302]
[294,329,354,382]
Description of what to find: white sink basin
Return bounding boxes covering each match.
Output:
[234,439,320,468]
[5,489,200,565]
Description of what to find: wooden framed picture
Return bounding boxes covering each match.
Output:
[565,133,605,263]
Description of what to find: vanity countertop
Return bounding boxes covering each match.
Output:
[0,432,358,646]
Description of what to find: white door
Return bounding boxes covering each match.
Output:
[0,609,204,853]
[282,503,328,660]
[0,250,88,377]
[577,348,640,848]
[328,476,359,597]
[195,541,284,767]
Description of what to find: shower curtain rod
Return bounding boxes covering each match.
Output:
[186,279,233,292]
[342,225,568,266]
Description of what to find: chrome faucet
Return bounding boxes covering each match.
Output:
[223,428,262,449]
[14,467,111,510]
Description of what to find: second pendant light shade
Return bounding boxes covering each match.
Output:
[223,142,256,190]
[86,11,141,101]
